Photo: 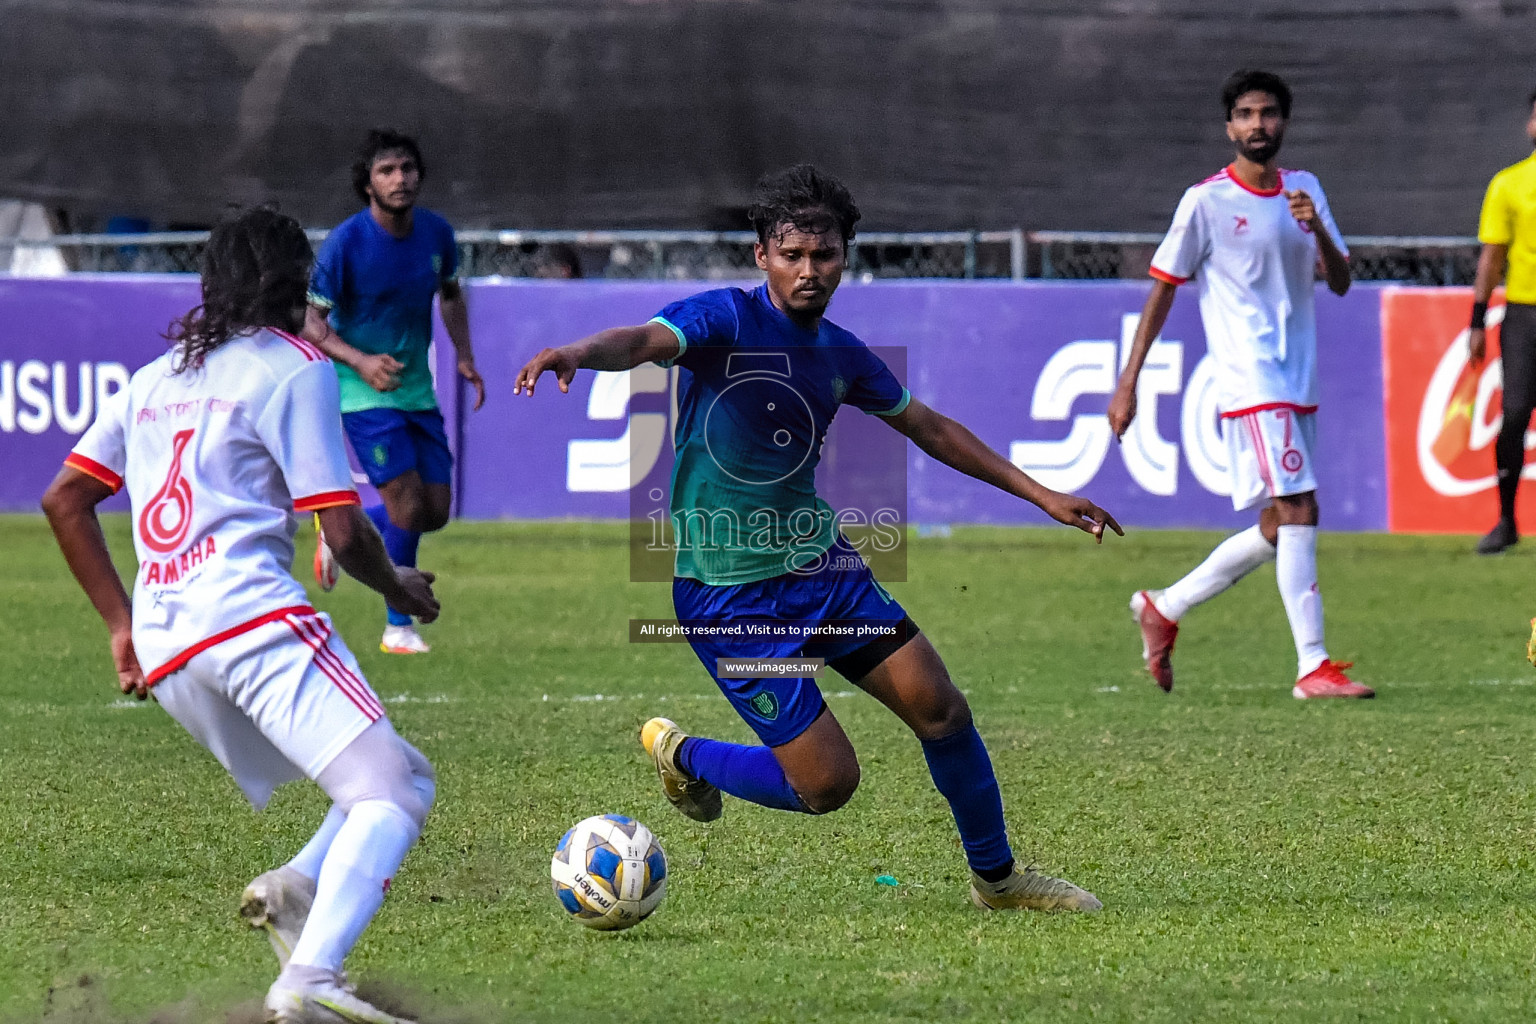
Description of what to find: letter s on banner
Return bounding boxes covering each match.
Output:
[567,364,670,492]
[1008,340,1115,491]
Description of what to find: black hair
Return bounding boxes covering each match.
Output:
[746,164,861,247]
[1222,70,1293,120]
[165,207,312,373]
[351,129,425,204]
[1528,86,1536,109]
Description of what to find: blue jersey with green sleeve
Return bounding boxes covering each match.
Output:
[308,208,457,414]
[651,284,910,585]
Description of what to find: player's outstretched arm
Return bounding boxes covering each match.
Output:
[513,322,680,396]
[1108,279,1178,439]
[41,468,145,698]
[885,398,1123,543]
[317,505,440,623]
[301,303,404,394]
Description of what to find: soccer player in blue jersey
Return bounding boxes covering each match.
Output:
[515,165,1121,912]
[303,130,485,654]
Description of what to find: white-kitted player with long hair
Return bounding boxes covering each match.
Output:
[42,207,440,1024]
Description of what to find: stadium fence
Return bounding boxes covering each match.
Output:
[0,229,1482,284]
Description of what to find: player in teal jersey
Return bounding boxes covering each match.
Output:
[304,130,485,655]
[516,165,1122,912]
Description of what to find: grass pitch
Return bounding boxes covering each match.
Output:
[4,516,1536,1022]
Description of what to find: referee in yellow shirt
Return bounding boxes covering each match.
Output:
[1474,88,1536,554]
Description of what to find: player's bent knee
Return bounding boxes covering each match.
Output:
[387,501,427,533]
[913,700,973,742]
[318,721,432,829]
[398,738,437,815]
[797,764,861,814]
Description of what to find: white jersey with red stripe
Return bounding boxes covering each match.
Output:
[1149,166,1347,418]
[65,328,360,685]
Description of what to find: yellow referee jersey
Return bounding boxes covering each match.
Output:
[1480,152,1536,305]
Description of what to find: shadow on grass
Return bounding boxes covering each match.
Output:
[11,973,493,1024]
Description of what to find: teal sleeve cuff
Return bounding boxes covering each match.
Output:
[306,291,334,311]
[872,388,912,418]
[649,316,688,367]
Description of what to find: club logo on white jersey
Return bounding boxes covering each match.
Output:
[139,428,195,554]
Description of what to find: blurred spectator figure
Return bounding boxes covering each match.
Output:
[105,215,152,272]
[534,243,582,278]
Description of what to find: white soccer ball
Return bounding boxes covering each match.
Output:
[550,814,667,931]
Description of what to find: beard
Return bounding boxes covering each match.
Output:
[1237,135,1282,164]
[370,191,417,214]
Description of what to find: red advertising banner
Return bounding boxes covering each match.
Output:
[1383,288,1523,533]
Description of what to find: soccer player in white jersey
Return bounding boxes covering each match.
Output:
[42,208,441,1024]
[1108,70,1373,700]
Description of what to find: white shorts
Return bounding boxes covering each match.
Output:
[152,610,385,810]
[1222,407,1319,512]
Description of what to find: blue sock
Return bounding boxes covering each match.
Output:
[678,737,809,813]
[366,504,421,628]
[920,723,1014,878]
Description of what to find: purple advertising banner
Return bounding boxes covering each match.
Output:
[0,276,1387,532]
[457,280,1386,531]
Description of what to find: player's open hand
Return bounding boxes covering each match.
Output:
[1040,491,1124,544]
[514,347,580,396]
[357,353,405,393]
[111,628,148,700]
[1285,189,1318,228]
[1469,326,1487,368]
[1107,383,1137,439]
[391,568,440,624]
[458,357,487,410]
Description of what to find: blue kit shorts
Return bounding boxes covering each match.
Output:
[342,407,453,488]
[672,537,919,746]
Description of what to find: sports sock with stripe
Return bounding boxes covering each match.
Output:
[285,799,418,976]
[366,504,421,628]
[1276,524,1329,678]
[920,723,1014,878]
[1155,525,1275,622]
[678,737,809,812]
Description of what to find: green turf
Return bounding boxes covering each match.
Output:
[4,515,1536,1022]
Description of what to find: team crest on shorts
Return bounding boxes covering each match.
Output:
[831,376,848,404]
[431,254,443,274]
[372,443,389,467]
[749,691,780,720]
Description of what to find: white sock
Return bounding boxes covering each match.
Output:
[1155,525,1276,622]
[286,804,346,884]
[286,800,419,975]
[1275,525,1329,678]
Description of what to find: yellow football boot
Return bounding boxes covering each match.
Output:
[640,717,722,823]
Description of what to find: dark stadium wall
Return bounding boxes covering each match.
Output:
[2,1,1533,235]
